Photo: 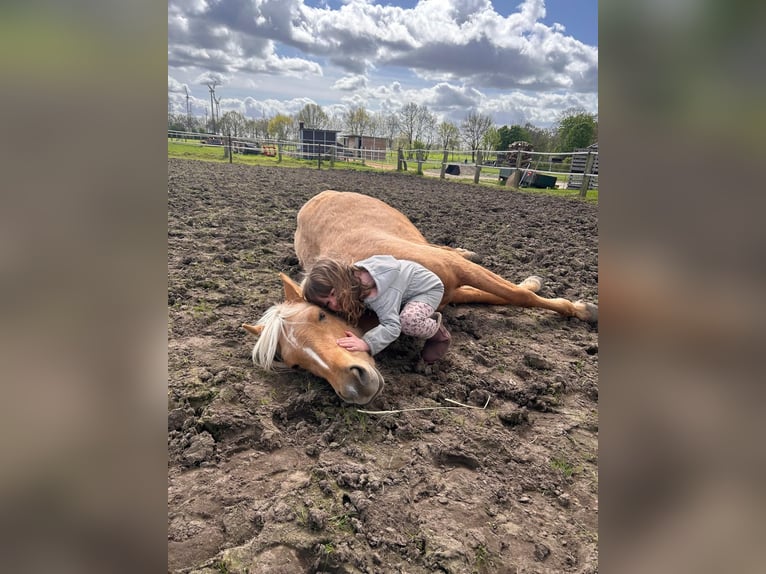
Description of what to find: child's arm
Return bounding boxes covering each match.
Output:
[359,318,401,355]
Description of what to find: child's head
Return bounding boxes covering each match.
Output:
[303,258,368,325]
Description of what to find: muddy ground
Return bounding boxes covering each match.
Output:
[168,158,598,573]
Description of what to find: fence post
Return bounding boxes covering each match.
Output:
[228,134,233,163]
[416,149,423,175]
[330,145,335,168]
[473,150,482,184]
[277,143,282,163]
[397,148,406,171]
[507,148,523,188]
[440,149,449,179]
[317,145,322,170]
[580,151,595,197]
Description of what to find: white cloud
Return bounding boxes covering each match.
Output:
[167,0,597,127]
[168,76,187,93]
[332,75,368,91]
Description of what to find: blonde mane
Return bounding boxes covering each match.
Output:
[251,303,306,371]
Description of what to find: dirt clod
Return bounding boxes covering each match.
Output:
[168,159,598,573]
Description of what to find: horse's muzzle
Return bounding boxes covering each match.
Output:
[338,365,384,405]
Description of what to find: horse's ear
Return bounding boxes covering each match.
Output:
[242,323,263,336]
[280,272,303,302]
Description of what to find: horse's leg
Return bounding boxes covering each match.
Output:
[456,263,598,323]
[432,245,481,262]
[449,286,507,305]
[449,276,545,305]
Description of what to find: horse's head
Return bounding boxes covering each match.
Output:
[243,273,384,405]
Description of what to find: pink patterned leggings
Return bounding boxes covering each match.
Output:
[399,301,439,339]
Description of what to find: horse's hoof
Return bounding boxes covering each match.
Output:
[521,275,544,292]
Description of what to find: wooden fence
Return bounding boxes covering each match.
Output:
[168,130,598,194]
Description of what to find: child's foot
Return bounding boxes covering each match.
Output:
[421,323,451,364]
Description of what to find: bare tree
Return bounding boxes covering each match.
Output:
[398,102,419,146]
[343,105,371,135]
[246,118,269,139]
[368,111,386,139]
[219,111,246,137]
[382,112,400,149]
[296,103,329,129]
[461,110,494,160]
[418,107,437,149]
[326,112,345,131]
[437,121,460,150]
[398,103,436,150]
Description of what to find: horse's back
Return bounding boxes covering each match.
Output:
[295,190,430,266]
[298,190,421,234]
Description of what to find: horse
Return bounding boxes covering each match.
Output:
[243,190,597,405]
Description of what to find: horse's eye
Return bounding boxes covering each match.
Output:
[318,311,326,321]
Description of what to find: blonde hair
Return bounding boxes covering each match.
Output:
[303,258,372,325]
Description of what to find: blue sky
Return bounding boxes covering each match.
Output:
[168,0,598,128]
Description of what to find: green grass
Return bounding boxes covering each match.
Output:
[168,140,388,172]
[550,456,583,478]
[521,186,599,203]
[168,141,598,203]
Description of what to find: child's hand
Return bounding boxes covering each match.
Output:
[336,331,370,353]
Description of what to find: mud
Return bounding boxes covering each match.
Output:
[168,158,599,573]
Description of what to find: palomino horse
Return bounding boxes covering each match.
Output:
[243,190,597,405]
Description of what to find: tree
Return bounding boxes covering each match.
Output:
[325,112,345,131]
[482,126,501,151]
[555,109,597,152]
[168,113,187,132]
[268,114,294,140]
[245,118,269,139]
[398,103,418,146]
[397,103,435,154]
[296,103,329,129]
[436,121,460,150]
[460,110,494,160]
[418,107,437,150]
[343,105,371,135]
[219,111,246,137]
[523,122,554,152]
[368,112,386,139]
[382,113,400,148]
[497,124,531,150]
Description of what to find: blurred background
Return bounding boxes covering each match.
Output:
[600,0,766,573]
[0,1,168,572]
[0,0,764,572]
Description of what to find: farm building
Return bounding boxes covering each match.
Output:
[337,134,388,161]
[298,121,340,159]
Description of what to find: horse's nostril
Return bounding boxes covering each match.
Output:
[350,365,366,382]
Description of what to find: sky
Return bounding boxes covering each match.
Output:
[167,0,598,129]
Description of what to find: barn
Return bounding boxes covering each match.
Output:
[337,134,388,161]
[298,121,340,160]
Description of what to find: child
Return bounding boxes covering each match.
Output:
[302,256,451,363]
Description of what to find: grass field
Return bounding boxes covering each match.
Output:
[168,139,598,203]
